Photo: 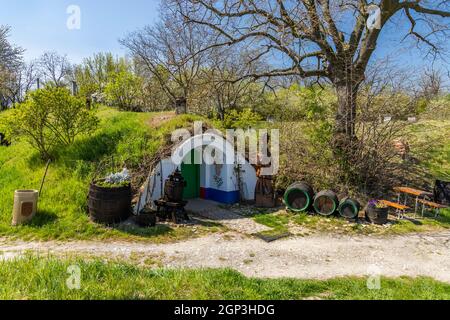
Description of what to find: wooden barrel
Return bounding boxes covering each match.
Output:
[164,169,186,202]
[164,179,185,202]
[338,197,361,219]
[313,190,339,216]
[284,182,314,212]
[88,182,131,224]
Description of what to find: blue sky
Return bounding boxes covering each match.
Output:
[1,0,160,62]
[1,0,448,74]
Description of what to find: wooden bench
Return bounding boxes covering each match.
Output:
[418,199,448,217]
[380,200,410,219]
[393,186,434,214]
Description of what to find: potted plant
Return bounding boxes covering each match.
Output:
[88,169,132,224]
[365,200,389,225]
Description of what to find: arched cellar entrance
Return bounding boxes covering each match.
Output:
[134,134,257,212]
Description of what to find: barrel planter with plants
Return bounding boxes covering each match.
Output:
[338,197,361,219]
[284,182,314,213]
[88,169,131,224]
[365,200,389,225]
[313,190,339,216]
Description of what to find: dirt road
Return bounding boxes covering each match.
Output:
[1,230,449,283]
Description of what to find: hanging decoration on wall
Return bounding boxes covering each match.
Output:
[213,163,224,188]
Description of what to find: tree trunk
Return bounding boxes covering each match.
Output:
[333,81,360,153]
[175,97,187,114]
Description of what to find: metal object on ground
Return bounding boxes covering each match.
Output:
[88,181,131,224]
[313,190,339,216]
[12,190,39,226]
[284,182,314,213]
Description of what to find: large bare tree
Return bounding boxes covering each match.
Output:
[174,0,450,153]
[201,45,267,119]
[0,26,22,70]
[0,61,39,105]
[38,51,71,87]
[0,25,23,109]
[120,4,214,110]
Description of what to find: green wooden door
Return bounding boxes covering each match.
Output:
[181,151,200,199]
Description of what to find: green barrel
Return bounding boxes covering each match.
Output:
[338,197,361,219]
[313,190,339,216]
[284,182,314,212]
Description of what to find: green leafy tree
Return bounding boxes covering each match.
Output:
[3,87,98,159]
[73,52,129,100]
[222,108,262,129]
[104,70,143,111]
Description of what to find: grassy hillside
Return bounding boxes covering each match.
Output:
[0,106,217,241]
[0,255,448,300]
[0,107,448,241]
[407,120,450,181]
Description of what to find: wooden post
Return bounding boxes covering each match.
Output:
[71,81,78,96]
[175,97,187,115]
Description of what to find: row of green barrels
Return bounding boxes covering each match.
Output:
[283,182,361,218]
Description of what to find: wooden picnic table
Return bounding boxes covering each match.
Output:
[393,187,432,197]
[393,187,434,217]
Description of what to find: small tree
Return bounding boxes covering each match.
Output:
[72,52,126,100]
[104,70,143,111]
[222,108,263,129]
[3,87,98,159]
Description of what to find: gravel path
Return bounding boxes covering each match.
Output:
[185,199,271,234]
[1,230,449,283]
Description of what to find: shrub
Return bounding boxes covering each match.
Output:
[257,85,336,121]
[104,71,143,111]
[221,108,262,129]
[3,87,98,159]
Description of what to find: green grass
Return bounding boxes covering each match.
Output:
[407,120,450,181]
[0,255,448,300]
[252,208,450,237]
[0,106,217,241]
[0,111,448,241]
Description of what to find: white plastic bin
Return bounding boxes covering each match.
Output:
[12,190,39,226]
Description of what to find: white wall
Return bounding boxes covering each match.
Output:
[134,159,178,213]
[134,140,259,212]
[239,162,257,201]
